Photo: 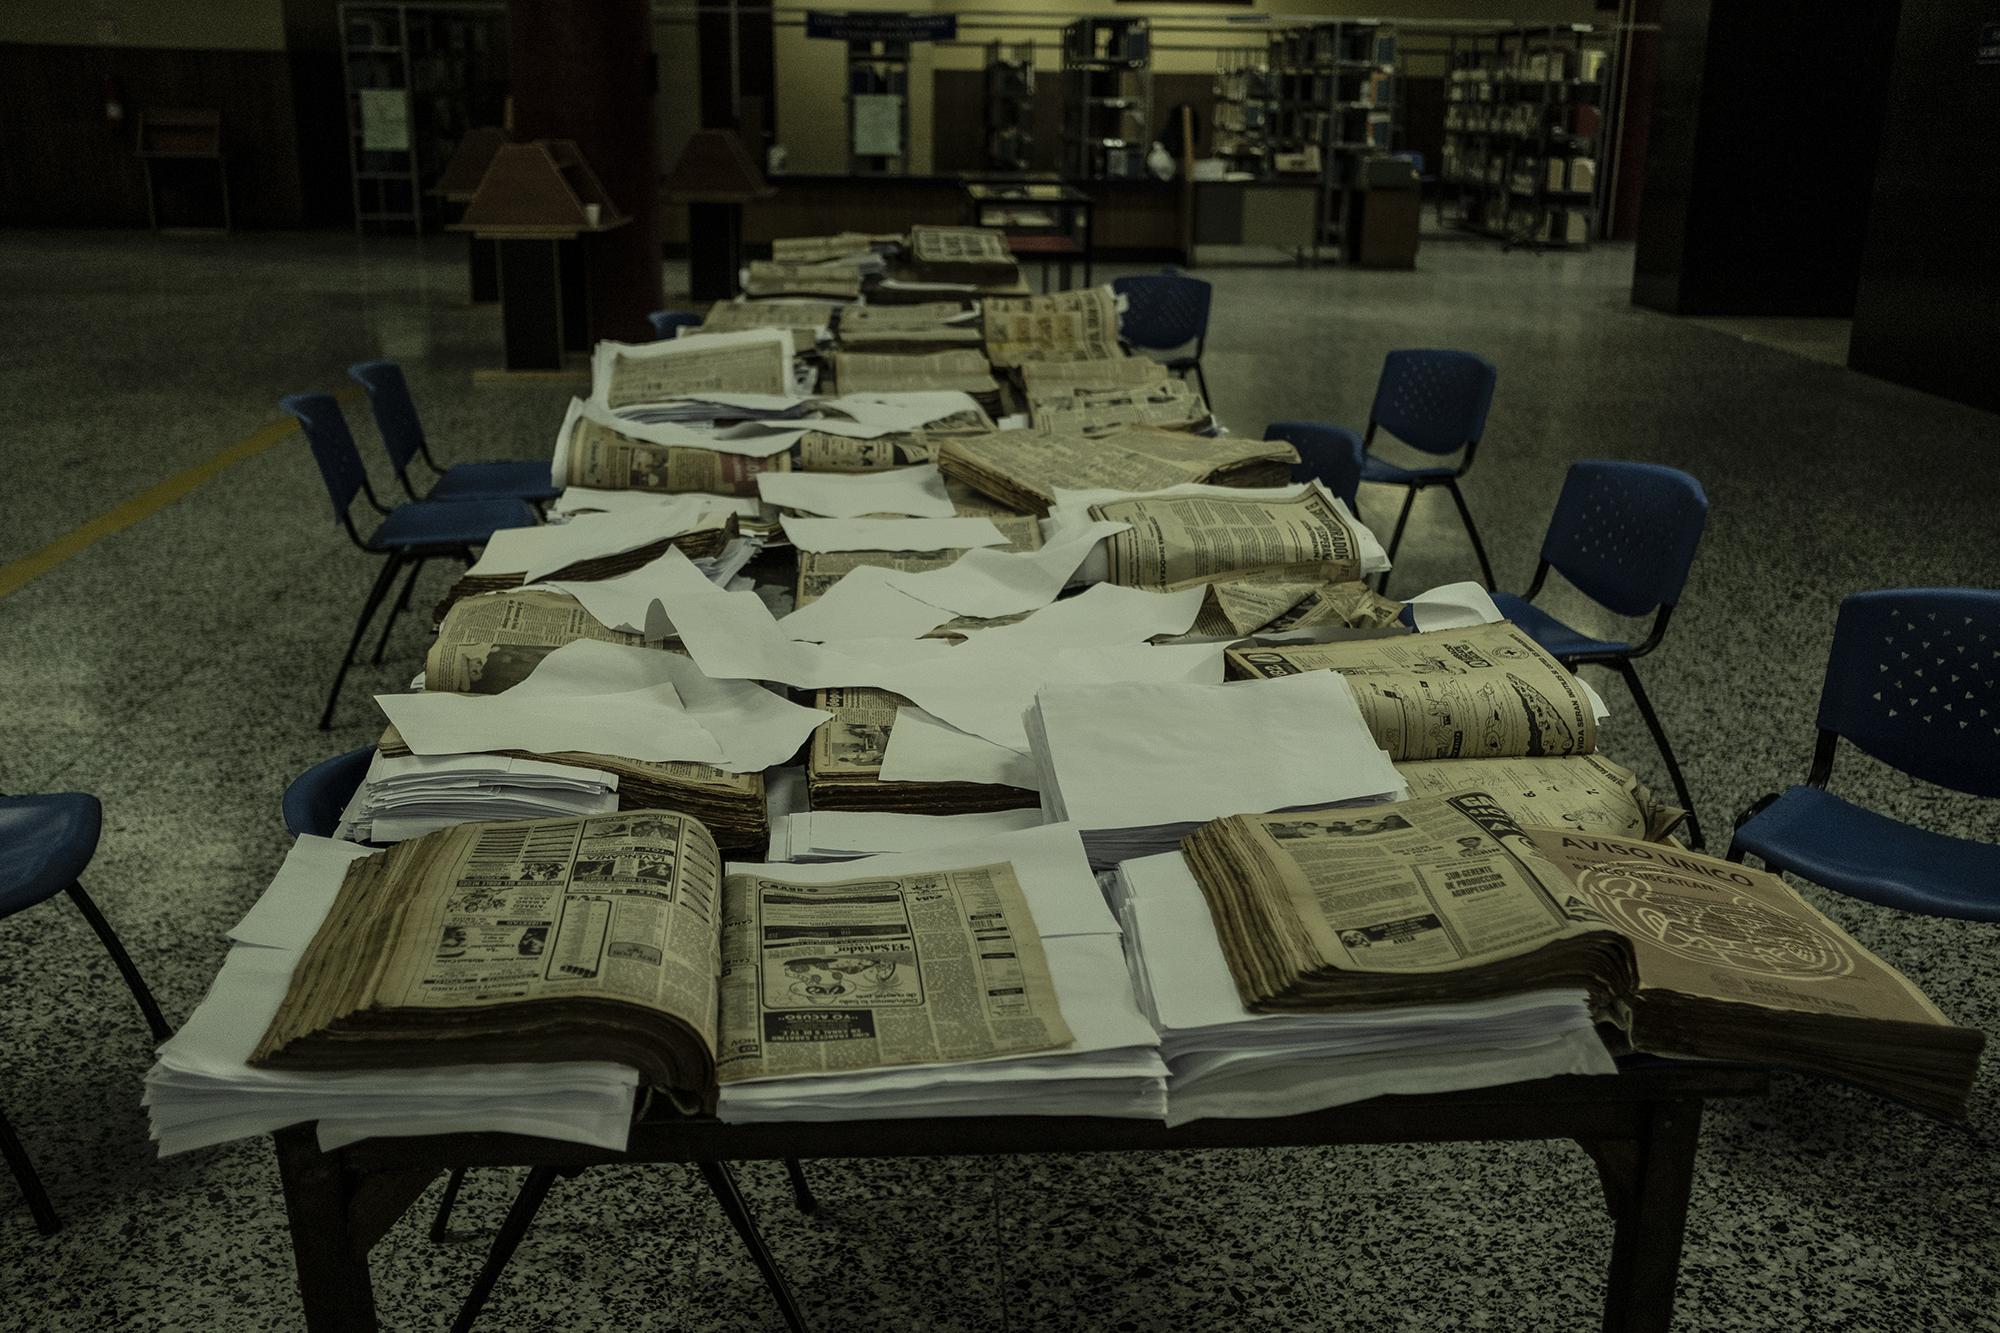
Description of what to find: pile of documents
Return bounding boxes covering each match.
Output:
[834,301,982,351]
[808,686,1040,813]
[983,287,1123,367]
[553,398,794,498]
[1111,851,1614,1126]
[1027,671,1406,866]
[696,298,836,353]
[766,808,1044,862]
[831,349,1003,404]
[144,837,640,1155]
[939,426,1297,514]
[437,500,742,613]
[906,225,1020,286]
[717,823,1167,1122]
[742,260,866,300]
[1028,378,1214,436]
[335,743,620,843]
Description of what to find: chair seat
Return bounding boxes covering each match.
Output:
[1732,785,2000,921]
[1489,592,1632,661]
[429,460,560,505]
[0,793,101,917]
[1360,453,1458,485]
[367,496,538,552]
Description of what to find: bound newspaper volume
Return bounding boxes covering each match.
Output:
[253,813,1073,1112]
[1181,793,1983,1118]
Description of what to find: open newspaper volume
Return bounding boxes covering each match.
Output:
[938,427,1297,516]
[1181,793,1984,1118]
[251,812,1075,1115]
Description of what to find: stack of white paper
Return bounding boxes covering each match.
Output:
[1027,671,1407,866]
[335,749,618,843]
[718,824,1167,1122]
[766,808,1046,861]
[1111,852,1617,1127]
[143,838,639,1155]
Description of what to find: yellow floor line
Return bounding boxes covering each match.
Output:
[0,388,359,601]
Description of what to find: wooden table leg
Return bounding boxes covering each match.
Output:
[274,1125,381,1333]
[1589,1099,1705,1333]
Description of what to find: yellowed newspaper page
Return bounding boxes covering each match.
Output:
[1030,379,1210,435]
[714,861,1072,1082]
[563,411,791,496]
[983,286,1122,366]
[831,349,998,395]
[772,232,894,262]
[426,588,646,694]
[743,260,865,300]
[599,338,791,408]
[1226,622,1598,760]
[796,431,940,472]
[1089,484,1364,590]
[1398,756,1686,842]
[1019,357,1168,394]
[698,299,835,350]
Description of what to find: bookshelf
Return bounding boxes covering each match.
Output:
[1060,18,1152,182]
[983,41,1036,172]
[1441,24,1612,249]
[1266,21,1398,259]
[1211,47,1274,179]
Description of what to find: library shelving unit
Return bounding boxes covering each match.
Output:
[1211,46,1275,179]
[1267,21,1399,261]
[847,38,911,173]
[1440,24,1613,249]
[1060,18,1152,181]
[339,1,508,234]
[984,41,1036,172]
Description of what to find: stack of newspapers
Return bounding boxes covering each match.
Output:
[144,837,640,1155]
[938,426,1297,515]
[1111,851,1614,1126]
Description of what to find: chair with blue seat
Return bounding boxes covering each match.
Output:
[1264,421,1365,512]
[283,393,539,731]
[1489,460,1709,847]
[347,361,559,508]
[1727,589,2000,920]
[1111,269,1213,406]
[1,792,172,1235]
[1359,349,1500,594]
[648,309,703,341]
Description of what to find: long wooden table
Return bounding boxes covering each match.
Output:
[272,1060,1765,1332]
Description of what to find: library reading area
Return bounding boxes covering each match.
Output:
[1,2,1997,1330]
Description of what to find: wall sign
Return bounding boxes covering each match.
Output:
[806,11,956,42]
[1979,21,2000,65]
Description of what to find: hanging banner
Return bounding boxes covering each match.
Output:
[806,11,956,42]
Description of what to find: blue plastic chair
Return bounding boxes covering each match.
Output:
[1359,349,1500,594]
[283,747,375,839]
[1264,421,1364,513]
[1111,269,1212,405]
[1489,461,1710,846]
[648,310,703,341]
[2,793,171,1235]
[1727,589,2000,919]
[346,361,558,507]
[282,393,539,731]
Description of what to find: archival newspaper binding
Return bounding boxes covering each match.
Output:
[1180,795,1983,1118]
[939,426,1296,516]
[253,813,1072,1112]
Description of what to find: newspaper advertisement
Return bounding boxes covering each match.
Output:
[1194,577,1403,637]
[832,349,998,396]
[714,862,1072,1082]
[1398,756,1687,843]
[797,430,940,472]
[983,286,1123,367]
[258,812,725,1062]
[564,410,792,496]
[1019,357,1168,395]
[1089,485,1364,591]
[698,299,836,351]
[1226,622,1599,761]
[1219,791,1587,975]
[1029,379,1210,436]
[810,686,901,777]
[744,261,863,300]
[598,335,792,408]
[772,232,895,263]
[426,588,648,694]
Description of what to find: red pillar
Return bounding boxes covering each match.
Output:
[508,0,660,342]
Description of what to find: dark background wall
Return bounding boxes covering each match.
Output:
[1849,0,2000,414]
[1632,0,1902,316]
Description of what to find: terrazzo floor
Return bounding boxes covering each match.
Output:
[1,230,1997,1332]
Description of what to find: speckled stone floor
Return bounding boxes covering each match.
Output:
[1,231,1997,1332]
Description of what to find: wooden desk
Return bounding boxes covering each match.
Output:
[272,1060,1765,1333]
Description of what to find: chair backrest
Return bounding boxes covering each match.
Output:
[1366,349,1498,455]
[1393,149,1426,177]
[648,310,703,341]
[347,360,426,476]
[281,392,370,522]
[283,747,376,838]
[1816,588,2000,798]
[1264,421,1364,512]
[1540,461,1708,617]
[1110,269,1212,352]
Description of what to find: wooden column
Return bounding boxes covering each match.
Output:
[508,0,659,342]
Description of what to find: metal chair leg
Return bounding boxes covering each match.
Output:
[1193,360,1211,408]
[783,1158,818,1216]
[696,1160,811,1333]
[320,555,402,730]
[369,556,428,666]
[1377,486,1418,595]
[1615,660,1703,849]
[430,1166,468,1242]
[66,884,171,1042]
[1443,478,1497,590]
[450,1166,560,1333]
[0,1103,61,1237]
